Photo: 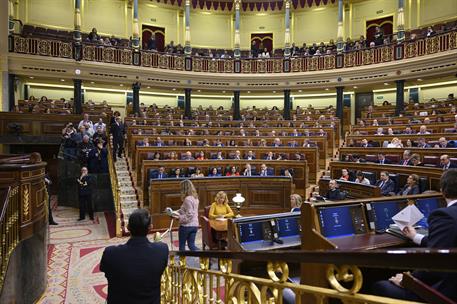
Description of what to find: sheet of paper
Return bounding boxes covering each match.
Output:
[392,204,424,231]
[215,217,228,221]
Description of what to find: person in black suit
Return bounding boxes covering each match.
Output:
[45,173,58,225]
[77,167,94,221]
[100,208,169,304]
[440,154,457,170]
[397,174,421,196]
[88,140,108,174]
[325,179,343,200]
[376,153,390,165]
[438,137,455,148]
[375,171,395,196]
[110,116,125,161]
[372,170,457,301]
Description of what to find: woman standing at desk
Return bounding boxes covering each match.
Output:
[173,179,200,251]
[209,191,234,219]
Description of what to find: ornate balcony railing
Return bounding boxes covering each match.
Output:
[162,249,457,304]
[9,29,457,74]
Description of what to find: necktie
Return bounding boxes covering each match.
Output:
[380,181,384,188]
[159,174,162,179]
[380,160,384,165]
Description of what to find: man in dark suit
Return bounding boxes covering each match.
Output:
[399,150,413,166]
[376,153,390,165]
[110,116,125,161]
[150,166,168,180]
[439,137,456,148]
[372,170,457,301]
[77,167,94,221]
[375,171,395,196]
[101,208,169,304]
[440,154,457,170]
[325,179,343,200]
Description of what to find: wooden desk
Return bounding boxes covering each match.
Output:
[209,219,228,231]
[318,178,382,198]
[137,147,317,186]
[345,133,457,148]
[148,176,292,228]
[351,122,456,135]
[328,161,444,191]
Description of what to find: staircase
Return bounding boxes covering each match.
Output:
[113,157,139,233]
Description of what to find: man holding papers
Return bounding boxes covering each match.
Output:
[372,170,457,301]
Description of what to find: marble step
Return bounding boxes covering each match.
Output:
[117,172,130,177]
[120,194,137,201]
[120,189,135,195]
[121,201,138,209]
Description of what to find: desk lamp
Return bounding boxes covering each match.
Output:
[232,193,245,217]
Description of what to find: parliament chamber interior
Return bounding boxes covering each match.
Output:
[1,0,457,303]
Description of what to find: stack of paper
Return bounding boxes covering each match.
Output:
[392,205,424,230]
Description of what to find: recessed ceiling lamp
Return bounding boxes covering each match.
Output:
[272,90,276,93]
[119,84,124,87]
[29,76,34,79]
[90,81,95,84]
[384,82,389,85]
[172,88,176,91]
[325,88,329,91]
[60,79,65,82]
[298,90,303,92]
[247,91,251,93]
[197,89,201,92]
[222,90,226,93]
[353,86,358,89]
[417,78,423,81]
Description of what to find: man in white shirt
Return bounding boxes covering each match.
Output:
[93,118,106,132]
[78,113,93,131]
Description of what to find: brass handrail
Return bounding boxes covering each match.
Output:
[107,137,122,237]
[0,185,20,292]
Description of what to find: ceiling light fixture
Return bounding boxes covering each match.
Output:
[353,86,358,89]
[384,82,389,85]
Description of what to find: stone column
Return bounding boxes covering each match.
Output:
[74,79,83,114]
[284,0,291,57]
[132,82,140,116]
[336,0,344,53]
[283,89,291,120]
[395,80,405,115]
[397,0,405,43]
[74,0,82,61]
[233,91,241,120]
[233,0,241,58]
[184,0,192,56]
[184,88,192,119]
[336,86,344,135]
[132,0,140,50]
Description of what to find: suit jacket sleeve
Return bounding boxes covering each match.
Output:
[385,180,395,194]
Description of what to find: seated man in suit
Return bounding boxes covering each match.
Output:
[397,174,421,196]
[372,170,457,302]
[155,137,165,147]
[264,151,274,160]
[440,154,457,170]
[243,163,256,176]
[182,151,195,160]
[399,150,413,166]
[360,139,372,148]
[232,150,242,160]
[245,150,256,160]
[417,125,430,135]
[212,151,224,160]
[416,138,429,148]
[376,153,390,165]
[100,208,168,304]
[259,163,272,176]
[375,171,395,196]
[288,140,299,147]
[438,137,456,148]
[272,138,282,147]
[150,166,168,180]
[325,179,343,200]
[138,137,150,147]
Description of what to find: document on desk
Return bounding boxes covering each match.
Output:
[215,218,228,221]
[392,205,424,231]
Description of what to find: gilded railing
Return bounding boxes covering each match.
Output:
[9,29,457,73]
[107,140,122,237]
[162,249,457,304]
[0,185,20,291]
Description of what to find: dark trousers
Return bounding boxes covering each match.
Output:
[371,280,421,301]
[113,139,123,160]
[79,194,94,220]
[48,196,55,224]
[178,226,199,251]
